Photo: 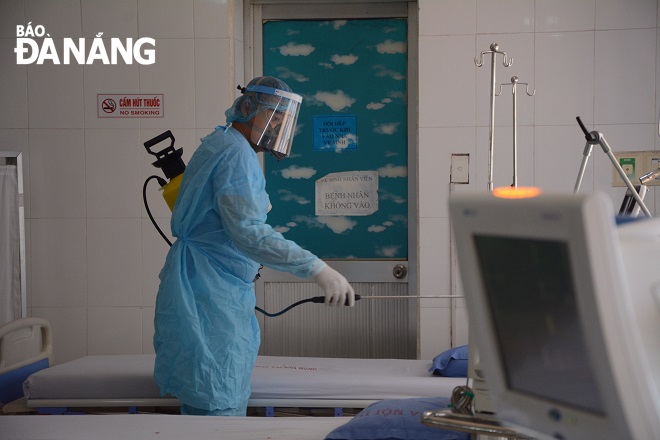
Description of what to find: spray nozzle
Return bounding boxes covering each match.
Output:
[144,130,186,180]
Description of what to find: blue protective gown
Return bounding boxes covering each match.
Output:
[153,126,323,414]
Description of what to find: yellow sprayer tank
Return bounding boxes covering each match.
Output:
[162,173,183,211]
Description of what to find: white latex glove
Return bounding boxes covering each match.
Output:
[313,264,355,307]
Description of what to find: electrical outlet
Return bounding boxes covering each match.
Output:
[451,154,469,184]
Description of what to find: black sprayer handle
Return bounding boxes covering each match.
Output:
[144,130,175,156]
[311,294,362,305]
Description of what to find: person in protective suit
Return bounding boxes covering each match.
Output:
[153,76,355,416]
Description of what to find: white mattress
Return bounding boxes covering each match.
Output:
[251,355,462,400]
[23,354,465,407]
[1,414,350,440]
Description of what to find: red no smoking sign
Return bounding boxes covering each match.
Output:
[97,94,164,118]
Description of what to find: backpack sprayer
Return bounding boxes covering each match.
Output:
[142,130,186,247]
[144,130,185,212]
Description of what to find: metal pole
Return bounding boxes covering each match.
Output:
[599,134,652,217]
[496,77,534,189]
[488,50,497,192]
[358,295,464,299]
[573,142,593,193]
[475,43,512,192]
[511,77,518,188]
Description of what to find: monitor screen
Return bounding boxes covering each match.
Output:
[473,235,603,415]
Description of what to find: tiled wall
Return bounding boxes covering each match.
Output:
[417,0,660,358]
[0,0,243,363]
[1,0,658,363]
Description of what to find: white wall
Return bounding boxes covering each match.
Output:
[417,0,660,358]
[1,0,658,364]
[0,0,243,364]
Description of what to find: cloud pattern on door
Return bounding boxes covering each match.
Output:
[263,19,407,259]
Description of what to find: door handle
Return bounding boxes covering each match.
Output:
[393,264,408,279]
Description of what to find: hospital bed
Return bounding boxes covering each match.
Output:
[3,319,469,439]
[22,353,466,415]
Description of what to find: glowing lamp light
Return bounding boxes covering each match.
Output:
[492,186,542,199]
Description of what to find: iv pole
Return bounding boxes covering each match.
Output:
[496,76,535,188]
[475,43,512,192]
[426,46,540,439]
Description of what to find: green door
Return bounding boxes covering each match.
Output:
[263,18,408,259]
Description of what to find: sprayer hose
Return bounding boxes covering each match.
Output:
[143,176,172,247]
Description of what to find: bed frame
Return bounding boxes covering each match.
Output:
[2,414,352,440]
[0,317,52,406]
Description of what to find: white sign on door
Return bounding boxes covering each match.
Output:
[315,171,378,216]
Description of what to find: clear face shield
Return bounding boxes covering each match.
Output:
[244,85,302,160]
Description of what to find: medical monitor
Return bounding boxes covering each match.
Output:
[449,191,660,440]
